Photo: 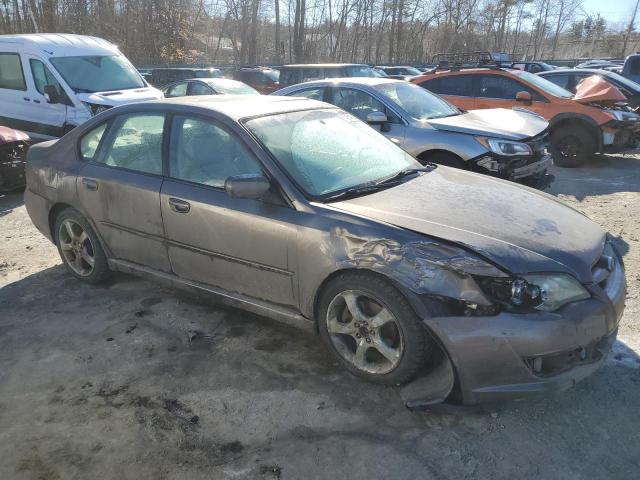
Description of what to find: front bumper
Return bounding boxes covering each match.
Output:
[601,120,640,152]
[416,253,626,405]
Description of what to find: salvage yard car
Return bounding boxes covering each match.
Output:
[0,126,29,192]
[162,78,259,97]
[413,66,640,167]
[275,78,552,186]
[0,33,163,139]
[25,96,625,406]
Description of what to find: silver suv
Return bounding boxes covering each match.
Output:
[274,78,552,186]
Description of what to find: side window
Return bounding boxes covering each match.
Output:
[169,116,261,188]
[166,82,188,97]
[280,69,301,85]
[323,68,342,79]
[421,76,473,97]
[0,53,27,90]
[629,59,640,75]
[29,59,62,96]
[545,74,571,90]
[289,88,325,100]
[98,114,164,175]
[528,64,543,73]
[478,75,539,101]
[300,68,322,82]
[79,123,108,161]
[332,88,387,122]
[190,82,213,96]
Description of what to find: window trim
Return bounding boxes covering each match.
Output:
[0,52,27,91]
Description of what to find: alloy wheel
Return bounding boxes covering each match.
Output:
[58,219,96,277]
[326,290,404,374]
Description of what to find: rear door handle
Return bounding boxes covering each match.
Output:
[168,197,190,213]
[82,178,98,190]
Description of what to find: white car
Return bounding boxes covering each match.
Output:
[0,33,163,140]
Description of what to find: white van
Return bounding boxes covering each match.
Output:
[0,33,163,140]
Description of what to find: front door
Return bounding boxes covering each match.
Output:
[160,114,297,306]
[23,57,68,135]
[77,112,171,272]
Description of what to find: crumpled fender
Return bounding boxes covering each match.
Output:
[0,126,29,145]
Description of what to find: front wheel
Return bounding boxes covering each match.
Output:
[54,208,111,284]
[317,272,433,386]
[550,125,595,167]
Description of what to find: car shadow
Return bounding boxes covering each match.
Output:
[0,191,24,218]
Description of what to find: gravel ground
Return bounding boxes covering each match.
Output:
[1,155,639,480]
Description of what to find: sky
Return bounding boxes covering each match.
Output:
[582,0,636,26]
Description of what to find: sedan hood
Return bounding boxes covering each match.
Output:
[428,108,548,141]
[76,87,163,106]
[330,167,604,282]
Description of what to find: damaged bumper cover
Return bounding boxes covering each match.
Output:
[601,119,640,152]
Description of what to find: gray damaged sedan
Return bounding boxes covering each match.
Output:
[25,96,625,406]
[274,78,552,187]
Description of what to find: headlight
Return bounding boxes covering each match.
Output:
[603,109,640,122]
[477,273,590,312]
[82,102,110,116]
[475,136,533,156]
[523,273,590,312]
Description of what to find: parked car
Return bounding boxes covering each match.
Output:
[147,68,222,87]
[413,67,640,166]
[274,78,551,186]
[0,33,163,140]
[539,68,640,106]
[278,64,382,88]
[621,53,640,83]
[576,59,618,70]
[24,95,625,406]
[511,61,558,73]
[0,126,29,192]
[162,78,259,97]
[375,66,423,79]
[233,67,280,94]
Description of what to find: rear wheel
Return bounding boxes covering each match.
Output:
[54,208,111,284]
[418,151,467,170]
[317,272,433,386]
[550,125,595,167]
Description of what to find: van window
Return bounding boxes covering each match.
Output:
[0,53,27,90]
[29,59,63,96]
[279,69,302,85]
[50,55,144,93]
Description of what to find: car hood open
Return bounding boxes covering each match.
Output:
[330,167,604,282]
[428,108,548,141]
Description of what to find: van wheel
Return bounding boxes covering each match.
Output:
[317,272,434,386]
[418,151,467,169]
[550,125,595,167]
[54,208,111,284]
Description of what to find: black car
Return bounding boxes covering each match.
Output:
[375,65,423,77]
[147,68,223,87]
[539,68,640,106]
[511,61,558,73]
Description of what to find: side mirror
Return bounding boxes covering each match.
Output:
[224,173,271,200]
[366,111,388,125]
[515,91,532,103]
[44,85,61,104]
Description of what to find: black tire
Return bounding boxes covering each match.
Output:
[550,125,595,167]
[418,151,467,169]
[317,271,434,386]
[53,207,111,284]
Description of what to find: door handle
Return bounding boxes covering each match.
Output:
[168,197,190,213]
[82,178,98,191]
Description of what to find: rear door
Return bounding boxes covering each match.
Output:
[77,112,171,272]
[160,114,297,306]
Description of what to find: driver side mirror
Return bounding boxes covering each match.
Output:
[515,91,532,104]
[44,84,61,104]
[224,173,271,200]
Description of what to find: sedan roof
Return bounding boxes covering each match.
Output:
[156,94,332,120]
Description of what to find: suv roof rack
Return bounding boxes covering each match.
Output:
[431,51,504,71]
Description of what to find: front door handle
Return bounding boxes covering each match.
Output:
[82,178,98,191]
[168,197,190,213]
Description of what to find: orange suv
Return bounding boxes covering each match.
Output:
[412,67,640,166]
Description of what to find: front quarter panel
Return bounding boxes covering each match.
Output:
[403,125,488,161]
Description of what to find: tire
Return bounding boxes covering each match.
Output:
[53,207,111,284]
[317,271,434,386]
[550,125,595,167]
[418,151,467,169]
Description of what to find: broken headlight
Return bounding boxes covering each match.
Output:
[603,109,640,122]
[478,274,590,312]
[475,137,532,156]
[82,102,110,116]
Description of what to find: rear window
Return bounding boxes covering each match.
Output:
[0,53,26,90]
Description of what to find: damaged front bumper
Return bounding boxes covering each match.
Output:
[601,119,640,152]
[402,248,626,407]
